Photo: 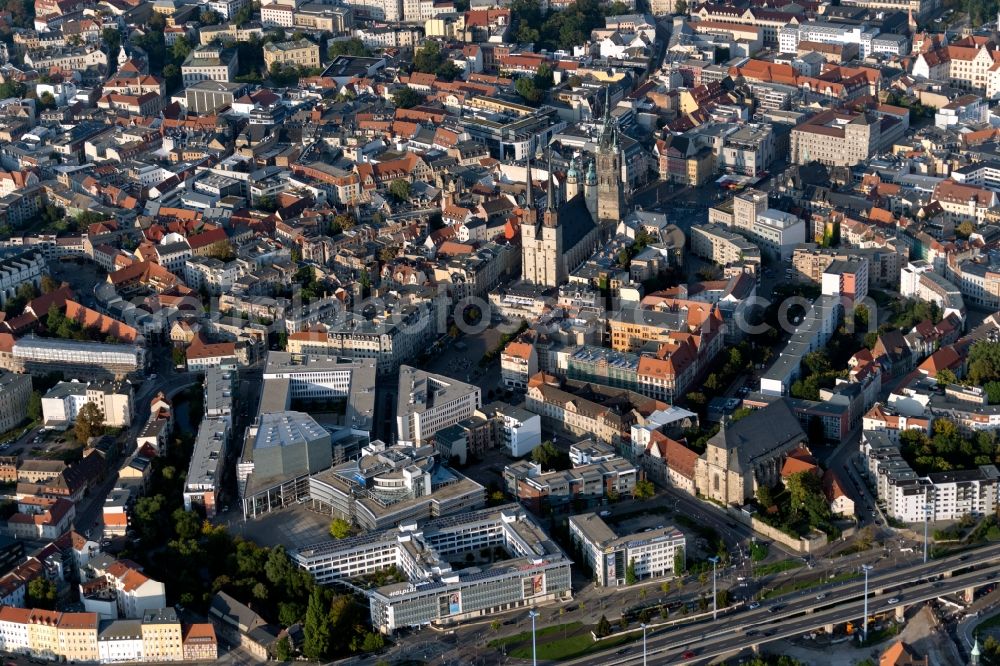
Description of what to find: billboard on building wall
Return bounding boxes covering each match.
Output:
[605,553,616,581]
[448,592,461,615]
[531,574,544,595]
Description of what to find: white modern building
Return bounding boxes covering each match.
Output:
[305,440,485,530]
[396,366,482,446]
[292,505,572,634]
[41,380,133,429]
[492,403,542,457]
[569,512,685,587]
[750,209,806,262]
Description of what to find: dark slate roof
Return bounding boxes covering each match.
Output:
[708,399,806,474]
[559,192,597,254]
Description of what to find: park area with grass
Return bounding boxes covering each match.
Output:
[487,622,635,660]
[755,558,805,577]
[763,571,860,599]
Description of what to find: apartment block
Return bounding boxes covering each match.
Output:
[862,429,1000,522]
[41,380,133,429]
[0,250,44,309]
[0,371,31,435]
[690,223,761,269]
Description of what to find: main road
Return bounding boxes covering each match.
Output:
[564,542,1000,665]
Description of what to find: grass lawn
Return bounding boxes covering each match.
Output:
[976,611,1000,633]
[764,571,860,599]
[508,631,633,660]
[755,559,805,577]
[488,622,581,649]
[489,621,637,661]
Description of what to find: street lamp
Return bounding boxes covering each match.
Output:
[861,564,874,643]
[640,623,648,666]
[923,499,933,564]
[708,556,720,621]
[529,609,539,666]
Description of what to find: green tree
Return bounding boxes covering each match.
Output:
[74,401,105,443]
[515,76,541,105]
[329,517,352,539]
[26,578,57,609]
[633,479,655,500]
[27,391,41,422]
[675,0,688,13]
[199,8,221,24]
[531,441,571,470]
[388,179,411,201]
[756,485,774,508]
[329,37,371,57]
[392,87,424,109]
[936,368,958,386]
[0,80,26,99]
[413,40,444,73]
[625,558,637,585]
[674,548,685,575]
[361,632,385,652]
[303,588,331,659]
[957,220,976,239]
[173,508,202,540]
[595,614,611,637]
[172,36,193,62]
[40,274,59,294]
[716,588,731,608]
[275,635,292,661]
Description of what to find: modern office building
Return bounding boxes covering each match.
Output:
[238,411,332,518]
[569,513,685,587]
[306,440,485,529]
[292,505,572,633]
[184,80,248,114]
[396,366,482,446]
[260,352,376,440]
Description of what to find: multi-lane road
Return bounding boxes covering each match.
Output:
[565,543,1000,665]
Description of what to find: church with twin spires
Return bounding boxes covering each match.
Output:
[520,89,624,288]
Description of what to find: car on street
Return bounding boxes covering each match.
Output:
[768,604,785,613]
[748,602,760,610]
[815,593,827,600]
[682,651,696,659]
[887,597,900,604]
